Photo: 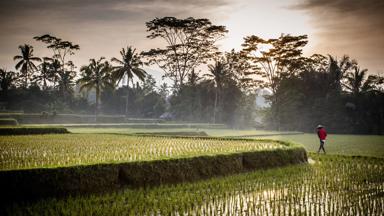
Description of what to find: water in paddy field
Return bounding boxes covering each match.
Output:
[142,157,382,215]
[6,155,383,215]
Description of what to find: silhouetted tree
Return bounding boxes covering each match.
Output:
[111,46,147,117]
[328,55,356,94]
[13,44,41,87]
[344,66,370,96]
[78,57,113,116]
[206,60,230,123]
[34,34,80,74]
[225,49,260,92]
[242,34,308,130]
[33,57,54,89]
[50,59,61,88]
[143,17,227,87]
[0,69,18,95]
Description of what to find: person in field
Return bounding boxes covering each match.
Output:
[316,125,327,154]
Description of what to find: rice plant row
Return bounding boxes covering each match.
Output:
[6,154,384,215]
[0,134,289,170]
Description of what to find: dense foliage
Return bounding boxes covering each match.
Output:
[264,55,384,134]
[1,17,383,133]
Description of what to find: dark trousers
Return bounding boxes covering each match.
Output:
[318,140,326,153]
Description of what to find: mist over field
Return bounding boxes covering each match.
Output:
[0,1,383,215]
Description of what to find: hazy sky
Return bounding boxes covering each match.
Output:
[0,0,383,84]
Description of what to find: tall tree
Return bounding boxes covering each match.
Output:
[328,55,355,94]
[58,70,76,100]
[143,17,227,87]
[225,49,260,93]
[242,34,308,130]
[78,57,113,116]
[242,34,308,94]
[50,59,61,88]
[34,34,80,75]
[13,44,41,87]
[344,66,368,96]
[206,60,231,123]
[111,46,147,117]
[33,57,53,89]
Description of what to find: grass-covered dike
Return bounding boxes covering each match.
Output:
[0,126,69,135]
[0,135,307,203]
[4,154,383,216]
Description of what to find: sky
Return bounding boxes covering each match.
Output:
[0,0,383,85]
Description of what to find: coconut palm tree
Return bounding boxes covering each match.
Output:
[328,55,355,93]
[58,70,76,100]
[33,57,54,89]
[111,46,146,117]
[13,44,41,87]
[50,59,61,88]
[78,57,113,116]
[206,60,230,123]
[344,66,368,96]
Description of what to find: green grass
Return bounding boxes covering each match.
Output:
[0,134,292,170]
[68,127,384,158]
[260,133,384,158]
[5,154,384,215]
[68,127,298,136]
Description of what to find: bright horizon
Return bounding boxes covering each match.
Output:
[1,0,383,85]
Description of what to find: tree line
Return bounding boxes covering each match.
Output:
[0,17,383,134]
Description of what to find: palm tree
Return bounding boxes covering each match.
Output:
[13,44,41,87]
[344,66,368,96]
[33,57,54,89]
[78,57,113,116]
[206,60,230,123]
[57,70,76,101]
[328,55,355,93]
[111,46,146,117]
[50,59,61,88]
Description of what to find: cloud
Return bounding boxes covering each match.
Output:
[295,0,384,72]
[0,0,229,23]
[0,0,230,72]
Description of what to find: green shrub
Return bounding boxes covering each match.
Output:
[0,147,307,203]
[0,118,19,126]
[0,127,69,135]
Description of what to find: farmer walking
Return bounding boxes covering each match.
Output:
[317,125,327,154]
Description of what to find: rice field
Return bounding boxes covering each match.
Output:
[68,127,384,158]
[0,134,290,170]
[68,127,287,136]
[264,134,384,158]
[5,154,384,215]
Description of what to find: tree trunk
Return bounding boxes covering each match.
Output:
[125,76,130,118]
[213,87,218,124]
[96,85,100,120]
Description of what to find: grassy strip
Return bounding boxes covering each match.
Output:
[0,118,18,126]
[223,132,304,137]
[134,131,209,136]
[0,127,69,135]
[64,123,227,129]
[0,134,292,170]
[0,113,165,124]
[0,146,307,203]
